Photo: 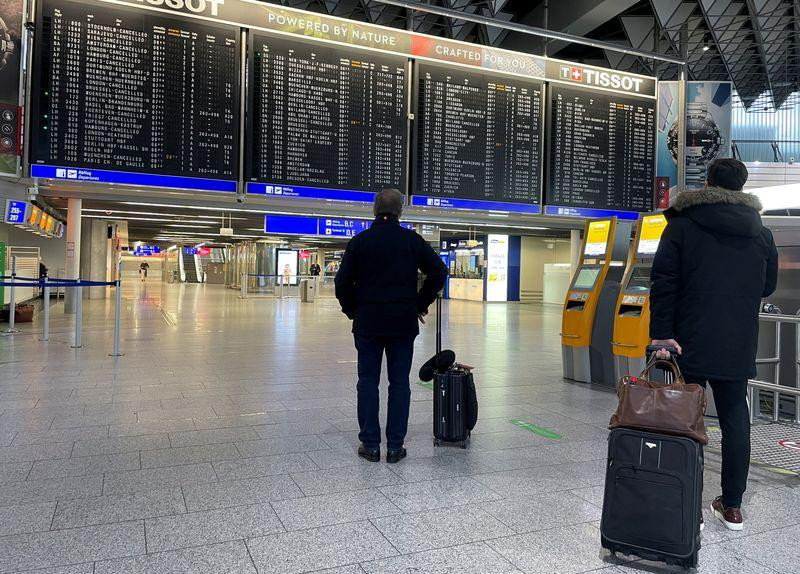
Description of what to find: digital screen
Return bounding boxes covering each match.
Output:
[248,33,407,195]
[415,63,543,206]
[583,220,612,256]
[5,200,27,224]
[28,205,41,227]
[637,214,668,255]
[625,265,651,292]
[276,249,299,286]
[573,267,601,290]
[30,0,239,181]
[319,219,370,238]
[548,85,656,213]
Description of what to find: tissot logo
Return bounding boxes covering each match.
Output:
[136,0,225,17]
[558,64,644,93]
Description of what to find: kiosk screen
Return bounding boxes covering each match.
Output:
[573,267,601,290]
[625,265,651,292]
[636,214,667,256]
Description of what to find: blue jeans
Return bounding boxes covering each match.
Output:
[354,335,415,450]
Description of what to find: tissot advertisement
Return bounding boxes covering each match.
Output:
[656,81,680,206]
[0,0,23,177]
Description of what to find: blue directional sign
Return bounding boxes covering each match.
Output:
[318,218,370,237]
[30,165,237,193]
[544,206,639,220]
[247,183,376,203]
[264,215,415,237]
[4,200,27,224]
[133,245,161,256]
[411,195,541,214]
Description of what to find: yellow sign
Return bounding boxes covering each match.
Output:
[638,214,668,255]
[584,220,611,256]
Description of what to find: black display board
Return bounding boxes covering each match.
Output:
[414,63,543,206]
[247,33,407,193]
[547,85,656,213]
[29,0,239,180]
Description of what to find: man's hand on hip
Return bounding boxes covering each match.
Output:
[651,339,682,360]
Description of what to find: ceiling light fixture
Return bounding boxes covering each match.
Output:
[702,33,710,51]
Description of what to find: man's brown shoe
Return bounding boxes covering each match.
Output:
[712,496,743,531]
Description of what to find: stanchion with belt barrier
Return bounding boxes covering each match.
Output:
[1,273,124,354]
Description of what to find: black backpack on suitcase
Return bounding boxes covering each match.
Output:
[601,427,703,568]
[419,297,478,448]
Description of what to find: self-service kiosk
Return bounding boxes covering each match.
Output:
[562,218,632,385]
[611,214,668,382]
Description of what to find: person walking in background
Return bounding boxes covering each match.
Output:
[650,158,778,531]
[335,188,447,463]
[310,263,321,277]
[139,261,150,283]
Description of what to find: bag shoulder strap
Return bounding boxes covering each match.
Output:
[641,356,685,386]
[435,295,442,355]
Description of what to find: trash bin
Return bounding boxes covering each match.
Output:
[300,279,316,303]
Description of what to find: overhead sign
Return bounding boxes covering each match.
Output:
[133,245,161,256]
[102,0,655,96]
[264,214,413,237]
[4,199,26,224]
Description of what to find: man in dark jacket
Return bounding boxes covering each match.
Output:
[650,158,778,531]
[335,189,447,463]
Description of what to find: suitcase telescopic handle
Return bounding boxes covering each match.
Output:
[436,294,442,355]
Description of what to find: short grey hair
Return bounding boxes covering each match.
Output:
[373,188,404,217]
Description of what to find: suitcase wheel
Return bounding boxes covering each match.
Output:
[460,440,467,449]
[433,438,441,447]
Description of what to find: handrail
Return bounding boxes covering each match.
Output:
[749,312,800,424]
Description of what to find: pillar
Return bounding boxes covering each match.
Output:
[80,219,109,300]
[570,229,581,275]
[64,198,82,314]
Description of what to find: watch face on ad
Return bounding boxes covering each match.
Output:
[686,115,722,162]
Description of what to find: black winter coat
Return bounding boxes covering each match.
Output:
[650,187,778,381]
[335,215,448,337]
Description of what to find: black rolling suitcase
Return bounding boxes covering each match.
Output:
[601,349,703,569]
[419,297,478,448]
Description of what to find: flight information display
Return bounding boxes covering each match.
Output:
[414,63,543,208]
[29,0,239,183]
[248,33,407,195]
[547,85,655,213]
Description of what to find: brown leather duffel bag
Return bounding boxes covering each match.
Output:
[609,356,708,445]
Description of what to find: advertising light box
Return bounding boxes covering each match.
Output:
[486,234,509,302]
[584,220,612,257]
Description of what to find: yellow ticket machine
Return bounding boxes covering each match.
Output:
[611,213,668,381]
[562,218,632,384]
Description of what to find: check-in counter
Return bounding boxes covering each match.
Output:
[448,278,484,301]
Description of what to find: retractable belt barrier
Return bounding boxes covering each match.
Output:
[2,256,125,356]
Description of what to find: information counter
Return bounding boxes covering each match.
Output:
[448,278,484,302]
[561,218,632,385]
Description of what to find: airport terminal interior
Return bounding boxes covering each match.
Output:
[1,0,800,572]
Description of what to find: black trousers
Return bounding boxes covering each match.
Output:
[693,378,751,508]
[354,334,415,450]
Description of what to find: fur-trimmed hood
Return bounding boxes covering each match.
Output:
[667,186,765,239]
[671,186,763,213]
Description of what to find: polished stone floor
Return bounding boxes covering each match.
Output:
[0,282,797,574]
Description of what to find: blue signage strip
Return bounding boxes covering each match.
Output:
[544,205,640,220]
[264,214,415,237]
[30,165,238,193]
[5,200,27,224]
[264,215,319,235]
[247,183,377,203]
[411,195,541,214]
[319,218,370,238]
[133,245,161,256]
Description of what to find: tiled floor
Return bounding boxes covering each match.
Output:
[0,282,798,574]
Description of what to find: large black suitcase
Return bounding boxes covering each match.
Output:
[600,427,703,569]
[428,297,478,448]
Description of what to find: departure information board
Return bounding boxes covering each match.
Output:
[247,33,407,200]
[29,0,239,190]
[546,85,656,216]
[412,63,543,213]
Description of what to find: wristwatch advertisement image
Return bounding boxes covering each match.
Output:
[0,0,23,177]
[665,82,732,191]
